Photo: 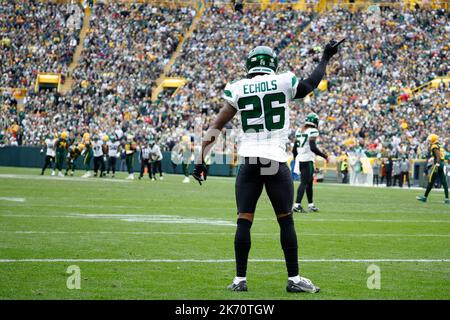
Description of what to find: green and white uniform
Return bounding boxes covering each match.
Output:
[294,128,319,162]
[223,72,299,163]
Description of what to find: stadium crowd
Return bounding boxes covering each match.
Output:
[0,0,83,88]
[1,3,449,163]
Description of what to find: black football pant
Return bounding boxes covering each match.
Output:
[93,156,104,176]
[140,159,151,178]
[41,155,55,174]
[234,157,297,278]
[107,157,117,174]
[152,160,163,178]
[296,161,314,204]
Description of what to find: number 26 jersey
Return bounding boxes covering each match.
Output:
[223,72,299,163]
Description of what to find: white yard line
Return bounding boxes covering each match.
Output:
[0,197,25,202]
[0,174,130,183]
[0,258,448,263]
[1,214,450,224]
[2,231,450,238]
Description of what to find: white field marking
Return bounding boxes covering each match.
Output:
[257,217,450,223]
[0,197,25,202]
[0,203,146,209]
[0,258,449,263]
[68,213,235,226]
[0,174,130,183]
[1,214,450,224]
[3,231,450,238]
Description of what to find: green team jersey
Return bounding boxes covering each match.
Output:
[55,138,68,153]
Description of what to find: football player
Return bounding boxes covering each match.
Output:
[40,132,56,176]
[192,40,343,293]
[124,135,137,180]
[81,132,93,178]
[65,144,81,176]
[54,131,69,177]
[416,134,449,204]
[107,135,120,178]
[139,140,151,180]
[92,135,104,177]
[292,113,328,213]
[150,139,164,180]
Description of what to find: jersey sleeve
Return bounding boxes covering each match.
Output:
[223,82,238,109]
[308,128,319,138]
[281,71,299,101]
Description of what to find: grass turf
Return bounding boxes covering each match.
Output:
[0,166,449,299]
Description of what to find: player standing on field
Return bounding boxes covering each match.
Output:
[416,134,449,204]
[40,132,56,176]
[107,135,120,178]
[150,139,164,180]
[193,40,343,293]
[292,112,328,213]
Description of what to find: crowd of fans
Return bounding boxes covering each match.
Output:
[278,6,449,158]
[0,0,83,88]
[1,3,449,161]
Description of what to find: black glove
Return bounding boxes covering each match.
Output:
[192,163,207,185]
[322,38,345,61]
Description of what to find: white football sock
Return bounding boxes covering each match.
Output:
[233,276,246,285]
[308,203,314,208]
[288,275,301,283]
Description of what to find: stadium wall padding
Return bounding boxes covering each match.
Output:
[1,147,445,187]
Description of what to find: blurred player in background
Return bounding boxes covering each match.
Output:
[150,139,163,181]
[124,135,137,180]
[107,135,120,178]
[292,113,328,213]
[54,131,69,177]
[101,135,109,177]
[40,132,56,176]
[92,135,104,178]
[81,132,93,178]
[139,140,151,180]
[65,144,81,176]
[416,134,449,204]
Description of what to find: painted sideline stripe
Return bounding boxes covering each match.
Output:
[0,258,448,263]
[3,231,450,238]
[2,214,449,224]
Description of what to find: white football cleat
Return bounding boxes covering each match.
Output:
[58,172,64,177]
[51,171,56,176]
[126,174,134,180]
[159,176,164,180]
[182,176,190,183]
[81,171,92,178]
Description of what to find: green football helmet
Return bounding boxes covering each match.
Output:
[246,46,278,75]
[305,112,319,127]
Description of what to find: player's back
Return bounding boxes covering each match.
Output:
[223,71,299,163]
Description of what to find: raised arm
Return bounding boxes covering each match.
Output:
[295,39,344,99]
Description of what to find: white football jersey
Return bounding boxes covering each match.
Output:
[223,72,299,162]
[45,138,56,157]
[107,141,120,157]
[93,140,103,157]
[295,127,319,162]
[150,144,163,161]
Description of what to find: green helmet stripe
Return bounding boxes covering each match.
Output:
[224,90,232,98]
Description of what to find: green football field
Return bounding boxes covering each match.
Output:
[0,166,449,300]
